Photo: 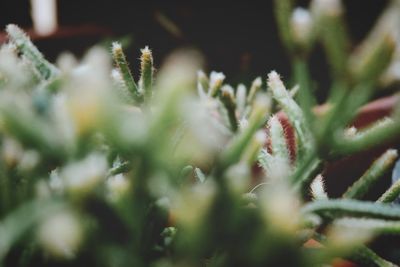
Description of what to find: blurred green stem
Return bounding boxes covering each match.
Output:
[292,58,316,126]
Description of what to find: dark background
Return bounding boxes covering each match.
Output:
[0,0,389,98]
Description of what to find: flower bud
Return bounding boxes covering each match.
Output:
[38,211,83,258]
[107,174,130,201]
[311,0,343,18]
[208,71,225,97]
[290,8,313,48]
[61,153,108,196]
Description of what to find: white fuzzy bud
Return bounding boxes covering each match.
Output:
[236,84,247,117]
[327,218,372,247]
[221,84,235,98]
[208,71,225,97]
[311,0,343,17]
[1,137,23,167]
[267,71,285,97]
[209,71,225,89]
[56,52,78,73]
[38,211,83,258]
[344,126,357,138]
[255,130,267,145]
[310,174,328,200]
[225,163,250,194]
[259,181,301,233]
[49,169,64,194]
[171,180,216,227]
[18,150,40,172]
[107,174,130,201]
[290,8,313,46]
[51,93,77,150]
[61,153,108,196]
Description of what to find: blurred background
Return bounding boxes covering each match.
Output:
[0,0,389,99]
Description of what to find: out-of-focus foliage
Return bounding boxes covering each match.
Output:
[0,0,400,266]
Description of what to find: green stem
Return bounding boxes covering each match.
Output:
[343,149,398,199]
[274,0,294,53]
[302,199,400,220]
[269,115,290,164]
[6,24,59,81]
[333,118,400,157]
[108,161,131,176]
[292,58,316,127]
[316,82,349,153]
[318,11,350,81]
[314,233,396,267]
[268,71,314,157]
[112,42,143,105]
[219,100,268,171]
[0,166,9,217]
[348,246,397,267]
[377,178,400,203]
[334,217,400,236]
[292,154,322,198]
[139,47,154,102]
[220,88,238,132]
[0,199,64,261]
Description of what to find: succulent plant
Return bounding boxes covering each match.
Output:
[0,0,400,266]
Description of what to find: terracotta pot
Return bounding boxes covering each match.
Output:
[319,95,399,198]
[279,95,399,266]
[274,94,399,197]
[304,239,357,267]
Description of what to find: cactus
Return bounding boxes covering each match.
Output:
[0,0,400,266]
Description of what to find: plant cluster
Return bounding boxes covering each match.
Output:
[0,0,400,266]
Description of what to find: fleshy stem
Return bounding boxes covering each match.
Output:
[6,24,59,81]
[334,217,400,236]
[219,97,269,171]
[274,0,294,53]
[313,233,396,267]
[333,117,400,156]
[292,155,322,198]
[377,178,400,203]
[220,86,238,132]
[302,199,400,220]
[268,71,314,157]
[343,149,398,199]
[348,246,397,267]
[112,42,143,105]
[292,58,316,128]
[247,77,262,105]
[269,115,290,165]
[316,4,350,81]
[0,199,64,261]
[139,46,154,102]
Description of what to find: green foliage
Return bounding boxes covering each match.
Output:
[0,0,400,266]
